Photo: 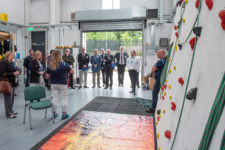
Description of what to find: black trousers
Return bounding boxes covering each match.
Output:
[106,69,113,88]
[129,70,132,86]
[4,87,15,116]
[117,64,126,84]
[101,69,106,85]
[68,73,73,87]
[129,70,137,93]
[136,71,139,87]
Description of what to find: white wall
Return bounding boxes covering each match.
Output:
[156,0,225,149]
[31,0,49,23]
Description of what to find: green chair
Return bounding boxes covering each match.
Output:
[23,85,55,129]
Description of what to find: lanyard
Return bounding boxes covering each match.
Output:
[131,56,136,63]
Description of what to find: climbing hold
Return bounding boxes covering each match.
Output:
[165,130,171,139]
[178,39,180,43]
[166,45,170,51]
[189,37,197,50]
[173,66,176,70]
[156,121,158,125]
[169,57,171,61]
[166,80,168,83]
[186,87,198,100]
[178,77,185,86]
[171,102,176,110]
[159,114,161,118]
[157,109,161,115]
[169,96,172,101]
[183,18,186,23]
[164,92,167,96]
[176,1,182,7]
[159,146,161,150]
[157,134,160,139]
[157,116,159,121]
[163,110,166,114]
[181,0,184,2]
[169,69,172,74]
[186,0,189,4]
[178,44,182,50]
[164,84,167,89]
[174,25,177,30]
[169,85,171,89]
[193,27,202,37]
[205,0,213,10]
[162,96,165,100]
[175,45,178,51]
[219,10,225,30]
[161,86,164,91]
[175,32,179,38]
[195,0,200,9]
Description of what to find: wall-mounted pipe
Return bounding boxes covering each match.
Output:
[159,0,164,23]
[150,23,155,46]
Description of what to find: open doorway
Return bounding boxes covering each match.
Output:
[83,31,142,87]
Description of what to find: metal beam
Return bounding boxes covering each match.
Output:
[0,23,18,33]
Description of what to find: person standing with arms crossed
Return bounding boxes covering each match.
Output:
[103,49,114,89]
[23,49,34,87]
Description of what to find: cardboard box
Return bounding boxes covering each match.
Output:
[143,76,148,83]
[149,77,155,90]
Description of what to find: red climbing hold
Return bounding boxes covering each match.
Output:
[171,102,176,110]
[205,0,213,10]
[189,37,197,50]
[165,130,171,139]
[174,25,177,30]
[161,86,164,91]
[157,116,160,121]
[164,84,167,89]
[166,45,169,51]
[162,96,165,100]
[178,78,184,86]
[219,10,225,30]
[195,0,200,9]
[181,0,184,3]
[175,32,179,38]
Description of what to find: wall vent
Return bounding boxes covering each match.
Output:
[147,9,158,19]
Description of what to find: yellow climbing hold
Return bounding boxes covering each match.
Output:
[157,134,160,139]
[178,39,180,43]
[174,66,177,70]
[175,45,178,51]
[156,121,158,125]
[159,146,161,150]
[183,18,186,23]
[163,110,166,114]
[169,85,171,89]
[164,92,167,96]
[159,114,161,118]
[166,80,168,83]
[186,0,188,4]
[169,57,171,61]
[169,69,172,74]
[0,55,2,59]
[170,96,172,101]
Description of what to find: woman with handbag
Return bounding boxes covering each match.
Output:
[29,51,44,86]
[0,51,19,119]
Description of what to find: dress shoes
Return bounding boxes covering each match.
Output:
[78,86,82,89]
[92,86,95,88]
[84,86,89,88]
[130,91,133,93]
[98,86,101,88]
[104,87,108,89]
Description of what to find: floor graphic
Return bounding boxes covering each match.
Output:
[39,111,155,150]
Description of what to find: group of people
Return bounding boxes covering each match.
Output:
[0,45,165,120]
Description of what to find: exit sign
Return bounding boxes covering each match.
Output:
[27,27,34,31]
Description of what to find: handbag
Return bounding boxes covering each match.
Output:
[0,74,11,94]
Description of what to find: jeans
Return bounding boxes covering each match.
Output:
[25,70,31,87]
[152,76,161,109]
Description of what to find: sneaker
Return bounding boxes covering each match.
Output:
[146,107,155,113]
[62,113,69,119]
[53,113,58,118]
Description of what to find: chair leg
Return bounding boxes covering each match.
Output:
[23,104,27,124]
[28,107,32,130]
[52,108,55,124]
[45,109,47,118]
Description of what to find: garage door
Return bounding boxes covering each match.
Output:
[81,21,143,32]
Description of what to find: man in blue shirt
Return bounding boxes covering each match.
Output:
[91,49,102,88]
[23,49,34,87]
[146,49,166,113]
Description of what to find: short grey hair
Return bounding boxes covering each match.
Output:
[65,48,70,52]
[94,49,98,52]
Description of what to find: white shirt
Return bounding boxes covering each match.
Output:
[126,56,140,71]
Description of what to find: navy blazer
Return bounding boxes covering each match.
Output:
[103,54,114,70]
[91,55,102,68]
[78,53,89,70]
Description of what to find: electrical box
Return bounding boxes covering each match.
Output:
[159,38,168,47]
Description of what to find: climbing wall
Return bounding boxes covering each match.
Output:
[155,0,225,149]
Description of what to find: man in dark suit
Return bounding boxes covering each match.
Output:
[91,49,102,88]
[114,46,129,87]
[103,49,114,89]
[101,48,106,87]
[78,47,89,89]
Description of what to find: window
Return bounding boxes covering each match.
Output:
[102,0,120,10]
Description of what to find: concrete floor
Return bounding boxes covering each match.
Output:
[0,72,152,150]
